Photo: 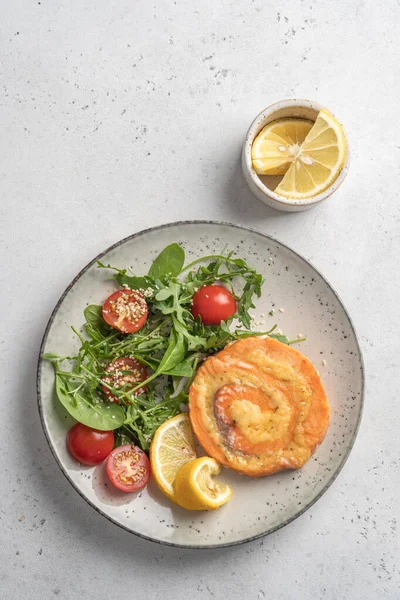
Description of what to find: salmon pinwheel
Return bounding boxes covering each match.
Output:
[189,337,330,477]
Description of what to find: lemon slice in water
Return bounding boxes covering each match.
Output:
[251,109,347,199]
[252,118,314,175]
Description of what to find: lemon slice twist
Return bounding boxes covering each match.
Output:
[174,457,232,511]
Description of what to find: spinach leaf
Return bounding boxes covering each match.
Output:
[84,304,111,337]
[164,356,196,377]
[55,374,125,430]
[84,305,104,329]
[156,329,187,374]
[148,243,185,280]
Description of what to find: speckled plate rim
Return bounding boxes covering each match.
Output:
[36,220,365,549]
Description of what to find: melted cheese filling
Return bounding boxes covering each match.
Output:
[189,337,330,476]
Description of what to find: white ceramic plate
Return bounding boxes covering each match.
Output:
[37,221,364,548]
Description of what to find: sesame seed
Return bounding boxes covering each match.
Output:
[279,308,284,313]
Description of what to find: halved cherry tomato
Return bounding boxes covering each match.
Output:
[102,289,148,334]
[191,284,237,326]
[101,356,147,402]
[67,423,114,466]
[106,444,151,492]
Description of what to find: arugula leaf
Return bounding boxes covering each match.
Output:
[135,356,160,370]
[268,333,290,344]
[113,431,132,448]
[182,252,264,329]
[55,374,124,430]
[42,352,65,361]
[153,282,190,324]
[115,274,156,291]
[148,243,185,280]
[96,261,156,293]
[205,321,235,350]
[172,317,206,350]
[237,273,263,329]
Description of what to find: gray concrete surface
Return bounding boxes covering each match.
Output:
[0,0,399,598]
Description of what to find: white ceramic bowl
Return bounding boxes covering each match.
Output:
[242,99,350,212]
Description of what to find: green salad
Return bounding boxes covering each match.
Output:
[44,243,303,450]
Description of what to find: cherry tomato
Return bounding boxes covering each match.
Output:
[67,423,114,466]
[102,356,147,402]
[106,444,151,492]
[191,284,237,326]
[102,289,148,334]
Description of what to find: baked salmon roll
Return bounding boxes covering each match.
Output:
[189,337,330,477]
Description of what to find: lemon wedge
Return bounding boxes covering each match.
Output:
[174,457,232,511]
[150,413,196,502]
[274,109,347,199]
[252,118,314,175]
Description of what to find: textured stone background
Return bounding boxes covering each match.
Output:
[0,1,399,598]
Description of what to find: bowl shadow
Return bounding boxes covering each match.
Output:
[222,148,299,223]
